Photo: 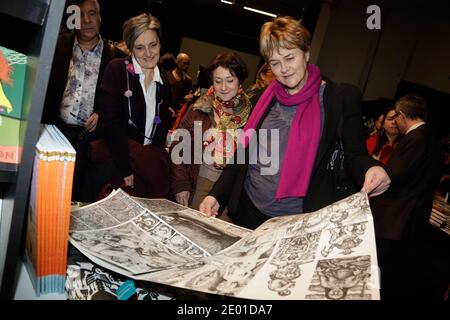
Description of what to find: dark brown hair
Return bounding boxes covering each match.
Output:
[209,52,248,84]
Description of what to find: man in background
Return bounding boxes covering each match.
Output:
[42,0,125,201]
[167,52,192,116]
[371,94,448,299]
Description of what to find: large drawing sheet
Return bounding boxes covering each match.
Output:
[69,190,380,300]
[69,189,251,275]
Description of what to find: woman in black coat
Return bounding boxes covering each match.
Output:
[199,16,391,229]
[97,13,172,198]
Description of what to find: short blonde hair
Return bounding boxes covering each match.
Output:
[260,16,311,61]
[122,13,161,51]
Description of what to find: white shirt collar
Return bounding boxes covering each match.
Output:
[131,56,163,85]
[406,121,426,135]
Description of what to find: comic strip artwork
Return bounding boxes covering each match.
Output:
[321,222,367,257]
[69,190,380,299]
[132,211,209,258]
[70,223,194,274]
[70,189,251,274]
[70,189,146,231]
[132,197,187,213]
[142,236,277,297]
[306,255,373,300]
[266,232,321,297]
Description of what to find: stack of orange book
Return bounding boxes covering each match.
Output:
[25,124,76,295]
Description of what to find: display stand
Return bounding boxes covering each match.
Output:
[0,0,65,299]
[14,262,66,300]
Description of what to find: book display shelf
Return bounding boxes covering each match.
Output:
[0,0,65,299]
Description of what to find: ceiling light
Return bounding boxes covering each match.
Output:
[243,6,276,18]
[221,0,233,4]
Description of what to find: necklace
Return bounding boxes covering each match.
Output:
[124,59,161,143]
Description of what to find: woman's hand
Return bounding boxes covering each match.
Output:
[123,174,134,188]
[199,196,220,217]
[175,191,190,206]
[361,166,391,196]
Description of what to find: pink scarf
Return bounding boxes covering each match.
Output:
[241,64,322,200]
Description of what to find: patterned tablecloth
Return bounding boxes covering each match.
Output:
[65,244,219,300]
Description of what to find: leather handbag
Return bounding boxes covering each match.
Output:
[327,113,357,200]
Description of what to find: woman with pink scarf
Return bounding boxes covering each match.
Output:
[200,16,390,229]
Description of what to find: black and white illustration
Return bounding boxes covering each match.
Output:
[70,223,194,274]
[69,215,91,231]
[165,234,191,253]
[182,259,268,296]
[320,222,367,257]
[69,191,380,299]
[70,189,144,231]
[284,210,331,237]
[185,246,206,258]
[131,210,209,258]
[157,212,243,254]
[306,255,373,300]
[133,197,187,213]
[98,189,145,222]
[70,206,120,230]
[69,189,249,275]
[266,232,321,296]
[179,208,251,237]
[142,260,208,285]
[150,223,177,243]
[133,199,250,239]
[172,239,275,296]
[324,192,372,227]
[132,211,160,232]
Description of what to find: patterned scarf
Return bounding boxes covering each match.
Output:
[193,86,251,169]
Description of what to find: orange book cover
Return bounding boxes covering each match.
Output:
[38,155,48,280]
[31,152,48,292]
[41,155,50,288]
[48,156,57,290]
[46,156,57,278]
[54,156,64,278]
[37,157,44,279]
[35,157,43,277]
[51,156,62,289]
[53,157,62,280]
[60,157,75,275]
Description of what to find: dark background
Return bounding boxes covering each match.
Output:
[1,0,447,138]
[96,0,321,57]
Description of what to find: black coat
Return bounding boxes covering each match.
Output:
[371,125,443,240]
[42,32,126,124]
[97,57,173,178]
[210,80,378,215]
